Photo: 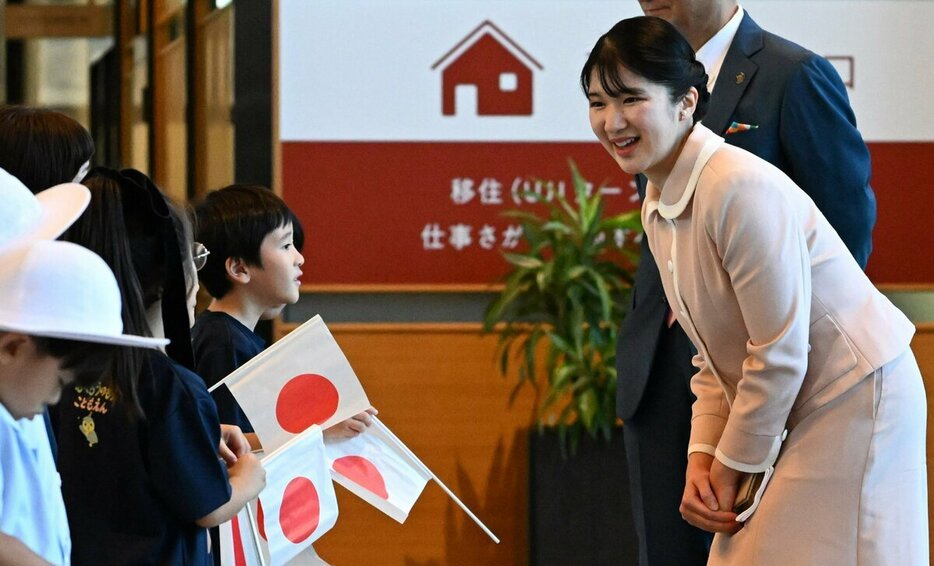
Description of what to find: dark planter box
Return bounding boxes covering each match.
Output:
[529,428,638,565]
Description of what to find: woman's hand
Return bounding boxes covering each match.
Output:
[680,453,742,534]
[709,457,743,515]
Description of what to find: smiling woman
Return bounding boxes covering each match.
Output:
[583,16,928,566]
[582,15,708,188]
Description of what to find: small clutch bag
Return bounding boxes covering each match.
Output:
[733,467,774,522]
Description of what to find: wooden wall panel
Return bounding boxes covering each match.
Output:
[195,5,234,198]
[153,36,187,201]
[313,326,537,565]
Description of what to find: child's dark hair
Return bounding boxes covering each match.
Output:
[62,169,196,417]
[580,16,710,124]
[60,175,150,418]
[0,105,95,193]
[195,185,298,299]
[32,336,117,387]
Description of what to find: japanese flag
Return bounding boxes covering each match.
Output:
[218,505,263,566]
[257,425,339,565]
[221,315,371,453]
[326,417,433,523]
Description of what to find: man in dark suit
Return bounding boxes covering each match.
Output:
[619,2,876,564]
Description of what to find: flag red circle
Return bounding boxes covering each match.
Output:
[279,476,321,544]
[275,374,340,433]
[256,500,267,541]
[333,455,389,500]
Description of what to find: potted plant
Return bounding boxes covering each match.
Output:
[483,162,642,564]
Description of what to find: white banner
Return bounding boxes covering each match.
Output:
[281,0,933,142]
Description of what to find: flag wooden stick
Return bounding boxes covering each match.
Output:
[245,500,268,566]
[374,417,500,544]
[430,473,501,544]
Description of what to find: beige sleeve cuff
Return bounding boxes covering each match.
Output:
[715,426,787,473]
[687,443,717,458]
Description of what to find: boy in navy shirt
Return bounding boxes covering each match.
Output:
[193,185,374,451]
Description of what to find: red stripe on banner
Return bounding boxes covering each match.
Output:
[281,141,934,285]
[864,142,934,284]
[281,141,636,285]
[232,515,246,566]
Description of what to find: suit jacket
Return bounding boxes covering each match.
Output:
[641,124,913,471]
[615,12,876,420]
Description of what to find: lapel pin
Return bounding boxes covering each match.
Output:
[736,72,746,85]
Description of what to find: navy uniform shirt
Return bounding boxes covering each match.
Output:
[56,350,231,565]
[191,311,265,433]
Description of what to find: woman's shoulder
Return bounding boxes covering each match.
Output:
[700,146,795,201]
[692,147,803,233]
[706,144,779,182]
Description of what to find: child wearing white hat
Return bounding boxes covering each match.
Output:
[0,169,165,565]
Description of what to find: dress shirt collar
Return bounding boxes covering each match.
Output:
[695,5,745,92]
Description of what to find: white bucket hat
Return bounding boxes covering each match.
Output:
[0,240,168,348]
[0,167,90,253]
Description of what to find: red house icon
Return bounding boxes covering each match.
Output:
[431,20,543,117]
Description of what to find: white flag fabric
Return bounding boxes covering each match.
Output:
[258,426,339,565]
[326,417,432,523]
[219,507,330,565]
[285,546,331,565]
[218,505,263,566]
[222,315,371,452]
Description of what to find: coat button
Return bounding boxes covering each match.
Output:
[667,260,673,272]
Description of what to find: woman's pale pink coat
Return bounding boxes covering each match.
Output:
[641,124,915,472]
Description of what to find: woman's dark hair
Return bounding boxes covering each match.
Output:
[580,16,710,124]
[32,336,118,387]
[60,176,150,418]
[0,105,95,193]
[194,184,297,300]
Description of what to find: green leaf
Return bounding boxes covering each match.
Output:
[503,253,543,269]
[541,220,573,234]
[578,389,598,429]
[481,159,645,451]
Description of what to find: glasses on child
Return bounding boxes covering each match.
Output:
[192,242,210,271]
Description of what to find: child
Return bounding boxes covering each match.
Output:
[54,169,265,565]
[193,185,374,451]
[0,105,95,462]
[0,171,163,565]
[0,104,94,192]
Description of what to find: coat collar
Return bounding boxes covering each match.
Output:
[645,125,725,219]
[702,12,763,135]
